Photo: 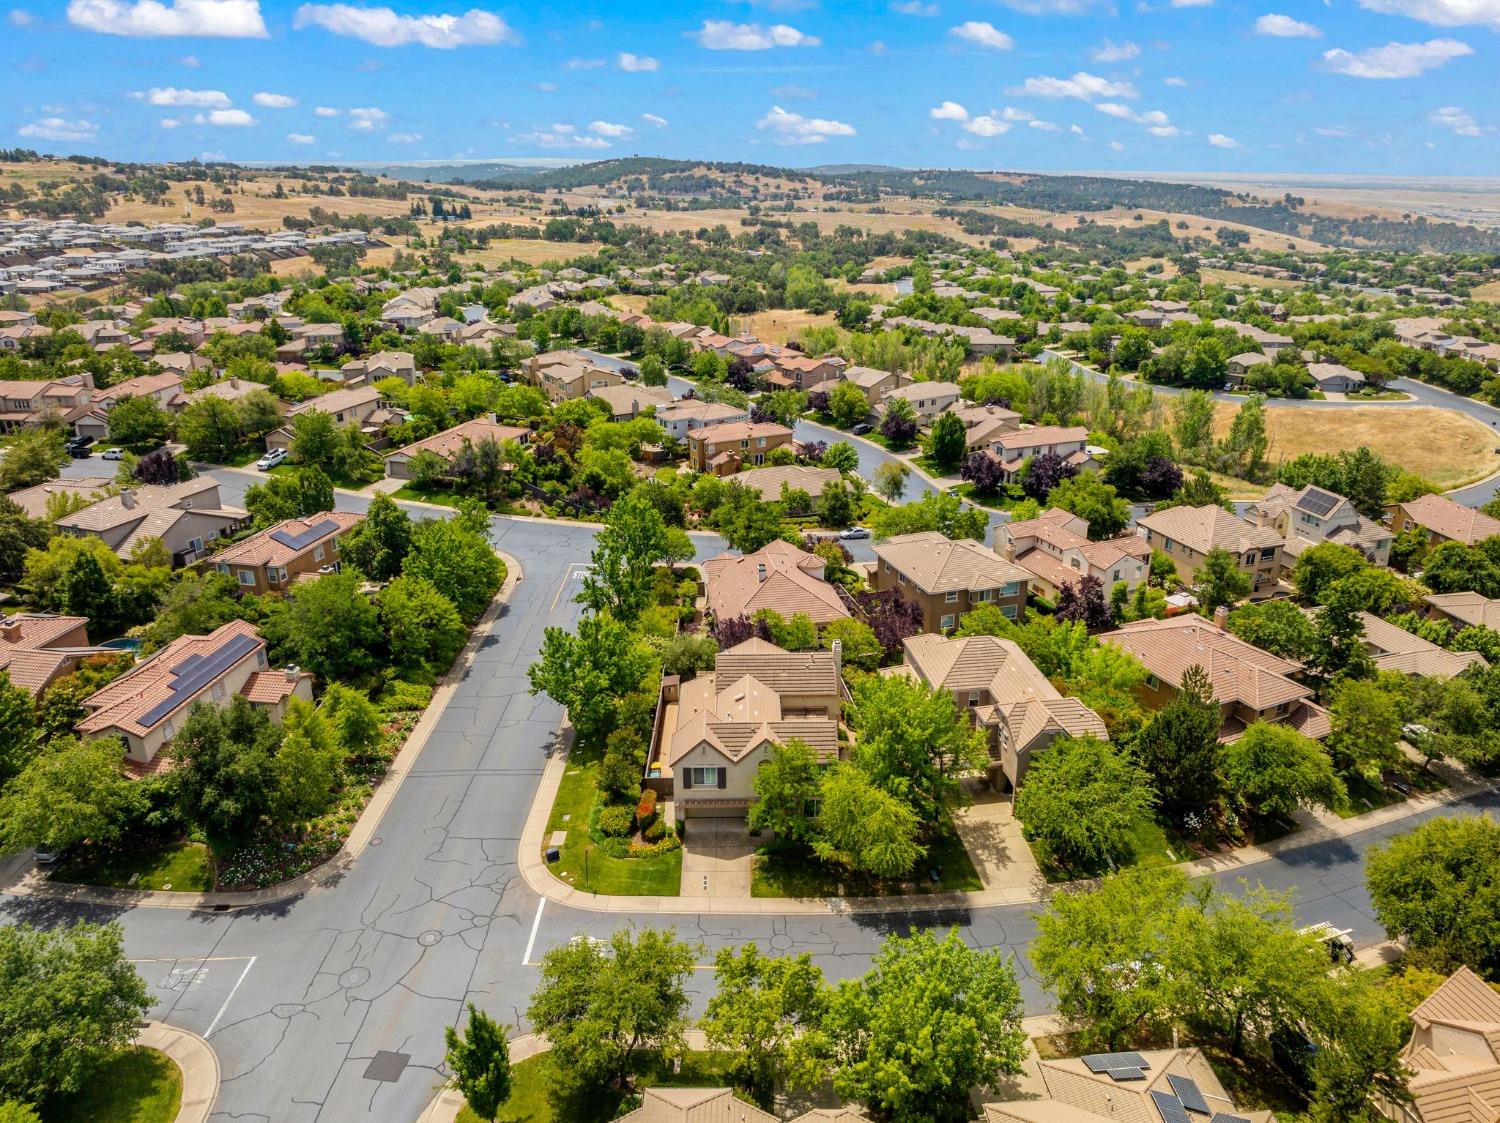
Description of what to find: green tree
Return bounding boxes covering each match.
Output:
[820,441,860,472]
[1172,389,1216,462]
[526,926,698,1093]
[443,1004,512,1123]
[1221,722,1345,818]
[177,396,242,461]
[1293,542,1368,602]
[701,945,826,1105]
[341,493,412,581]
[1014,737,1156,869]
[827,381,870,428]
[0,922,152,1105]
[817,480,856,528]
[1366,815,1500,974]
[1046,474,1131,539]
[243,466,334,527]
[270,697,343,827]
[0,673,39,785]
[0,737,140,853]
[821,617,883,672]
[171,697,283,839]
[872,461,909,503]
[0,429,67,491]
[748,738,822,844]
[813,763,923,878]
[105,394,172,448]
[403,513,503,622]
[320,682,383,757]
[528,612,652,742]
[1225,599,1316,661]
[1306,974,1415,1123]
[1195,547,1252,611]
[381,575,468,671]
[816,929,1026,1123]
[1326,678,1405,774]
[289,408,338,466]
[926,410,968,471]
[1135,664,1222,816]
[579,490,670,622]
[280,570,381,679]
[867,491,986,543]
[58,549,118,633]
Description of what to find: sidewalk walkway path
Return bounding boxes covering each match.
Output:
[136,1021,220,1123]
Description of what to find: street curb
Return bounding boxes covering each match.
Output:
[136,1020,220,1123]
[1,549,524,913]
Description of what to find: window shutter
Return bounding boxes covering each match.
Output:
[717,769,726,790]
[682,770,693,790]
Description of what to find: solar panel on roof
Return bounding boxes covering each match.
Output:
[1108,1067,1147,1081]
[1209,1115,1250,1123]
[1298,488,1340,516]
[269,517,339,551]
[1167,1074,1212,1115]
[1152,1091,1193,1123]
[138,632,260,728]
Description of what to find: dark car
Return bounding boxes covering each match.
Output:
[67,436,95,457]
[851,423,873,436]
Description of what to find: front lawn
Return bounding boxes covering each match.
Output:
[455,1050,743,1123]
[42,1046,182,1123]
[543,742,682,896]
[751,830,982,898]
[1031,812,1189,884]
[56,840,214,893]
[1335,765,1445,819]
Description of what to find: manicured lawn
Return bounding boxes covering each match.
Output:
[55,840,215,893]
[1031,812,1189,884]
[389,481,464,508]
[1335,765,1445,819]
[455,1049,742,1123]
[544,744,682,896]
[751,830,982,898]
[42,1046,182,1123]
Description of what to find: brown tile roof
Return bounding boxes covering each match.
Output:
[586,383,676,416]
[989,425,1089,455]
[687,421,793,446]
[240,670,305,705]
[733,465,842,501]
[1427,592,1500,630]
[388,417,531,463]
[704,540,850,626]
[0,613,99,695]
[286,385,381,418]
[1354,611,1489,678]
[616,1087,778,1123]
[4,476,114,518]
[1102,616,1315,711]
[715,637,841,696]
[1397,494,1500,546]
[1401,967,1500,1123]
[213,510,363,569]
[873,532,1031,595]
[655,400,747,426]
[1138,504,1283,556]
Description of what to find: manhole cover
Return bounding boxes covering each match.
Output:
[418,930,443,947]
[368,837,382,847]
[364,1051,410,1082]
[770,934,792,951]
[338,968,370,988]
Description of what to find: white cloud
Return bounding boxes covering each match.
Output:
[292,4,518,48]
[19,116,100,142]
[1007,71,1138,99]
[566,57,605,69]
[1255,13,1321,37]
[964,115,1012,136]
[518,125,610,149]
[995,0,1101,13]
[1000,106,1033,121]
[1163,75,1187,86]
[132,86,230,106]
[1357,0,1500,30]
[253,91,297,108]
[1322,37,1472,78]
[1208,132,1239,147]
[690,19,820,48]
[314,105,339,116]
[1171,0,1213,6]
[1070,123,1086,135]
[1090,37,1139,61]
[9,7,34,25]
[950,20,1013,49]
[617,51,659,71]
[347,106,387,130]
[642,113,669,127]
[193,107,256,126]
[200,149,226,160]
[891,0,937,13]
[929,100,969,121]
[386,132,421,142]
[1028,119,1059,130]
[160,117,180,128]
[589,119,635,137]
[1430,105,1484,135]
[1109,140,1126,151]
[756,104,855,144]
[1096,102,1178,135]
[287,132,316,143]
[1094,101,1135,119]
[67,0,267,37]
[179,52,198,64]
[1315,124,1353,137]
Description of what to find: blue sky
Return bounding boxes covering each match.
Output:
[4,0,1497,174]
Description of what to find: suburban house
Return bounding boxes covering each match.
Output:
[985,1048,1272,1123]
[211,511,364,595]
[1248,483,1392,567]
[733,465,843,504]
[872,532,1031,631]
[383,416,531,480]
[881,380,962,423]
[1213,319,1295,355]
[525,349,625,403]
[341,350,418,387]
[618,1088,871,1123]
[979,425,1094,484]
[1380,966,1500,1123]
[1387,493,1500,547]
[264,385,390,452]
[5,475,113,518]
[996,507,1151,601]
[0,376,94,433]
[54,479,248,567]
[1136,504,1285,598]
[76,619,313,764]
[844,364,911,406]
[769,352,846,391]
[685,421,794,475]
[1101,615,1332,742]
[943,402,1022,453]
[703,539,850,628]
[184,377,275,410]
[1226,351,1271,386]
[0,612,113,697]
[1426,591,1500,631]
[648,638,844,822]
[653,399,751,439]
[1307,361,1366,393]
[585,382,676,422]
[1350,609,1488,678]
[898,633,1108,791]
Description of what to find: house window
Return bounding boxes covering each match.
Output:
[1145,674,1161,690]
[1260,547,1277,560]
[238,569,256,586]
[944,591,959,603]
[897,573,906,585]
[217,562,230,574]
[940,614,956,631]
[967,691,980,706]
[188,537,203,553]
[162,719,175,739]
[314,545,325,562]
[211,682,225,701]
[1244,552,1257,566]
[686,767,723,788]
[999,582,1020,598]
[278,567,288,583]
[998,604,1018,619]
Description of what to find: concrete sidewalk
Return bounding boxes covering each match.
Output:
[136,1021,220,1123]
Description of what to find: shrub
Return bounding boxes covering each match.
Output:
[600,729,646,803]
[378,679,433,712]
[598,804,635,838]
[636,788,658,825]
[642,818,667,843]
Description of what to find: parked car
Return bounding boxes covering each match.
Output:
[102,447,125,461]
[839,525,871,540]
[33,844,61,865]
[66,435,95,458]
[851,423,873,436]
[256,448,288,470]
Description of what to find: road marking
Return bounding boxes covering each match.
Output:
[205,955,256,1039]
[522,898,545,966]
[550,563,590,612]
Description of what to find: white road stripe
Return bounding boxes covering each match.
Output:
[205,955,256,1039]
[522,898,545,966]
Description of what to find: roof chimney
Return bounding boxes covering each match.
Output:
[0,618,21,644]
[119,489,137,509]
[1212,604,1230,628]
[831,639,843,675]
[756,564,767,583]
[284,665,300,681]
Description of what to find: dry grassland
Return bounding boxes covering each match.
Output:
[1200,268,1304,292]
[732,309,839,345]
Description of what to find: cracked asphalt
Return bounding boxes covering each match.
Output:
[4,465,1497,1121]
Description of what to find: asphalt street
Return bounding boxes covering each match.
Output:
[8,434,1499,1120]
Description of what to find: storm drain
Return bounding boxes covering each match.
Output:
[364,1051,411,1082]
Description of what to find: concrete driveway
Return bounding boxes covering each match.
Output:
[952,781,1043,894]
[680,819,761,899]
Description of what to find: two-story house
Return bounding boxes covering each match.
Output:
[982,425,1094,484]
[1136,504,1285,599]
[55,479,248,567]
[703,539,850,628]
[383,416,531,480]
[264,385,391,452]
[995,507,1151,601]
[212,511,364,594]
[525,350,625,403]
[653,399,751,440]
[881,380,962,423]
[1386,493,1500,548]
[871,531,1031,631]
[1248,483,1392,568]
[685,421,793,475]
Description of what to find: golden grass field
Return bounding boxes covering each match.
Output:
[1214,403,1500,489]
[1472,280,1500,304]
[1200,268,1305,292]
[733,309,839,345]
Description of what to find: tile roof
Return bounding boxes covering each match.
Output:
[616,1087,779,1123]
[1426,592,1500,630]
[1397,494,1500,546]
[1400,967,1500,1123]
[704,540,850,626]
[1101,616,1316,712]
[715,637,841,696]
[4,476,113,518]
[1138,504,1283,556]
[686,421,793,445]
[213,510,362,568]
[286,385,381,418]
[873,532,1031,594]
[388,417,531,463]
[0,613,99,695]
[586,383,676,416]
[733,465,842,501]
